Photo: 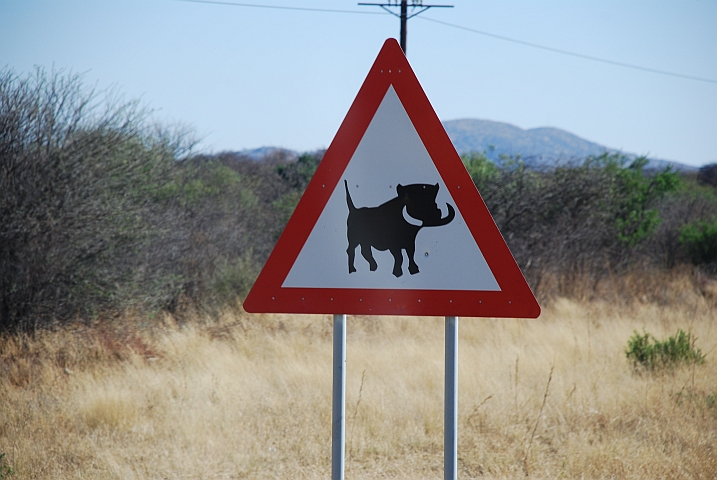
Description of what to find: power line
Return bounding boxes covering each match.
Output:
[172,0,717,85]
[173,0,387,15]
[419,16,717,85]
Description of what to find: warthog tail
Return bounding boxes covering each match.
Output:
[344,180,356,212]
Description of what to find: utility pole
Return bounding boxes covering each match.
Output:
[358,1,453,55]
[400,0,408,53]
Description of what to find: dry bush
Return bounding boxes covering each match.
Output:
[462,152,717,302]
[0,67,327,329]
[697,163,717,188]
[167,150,324,313]
[534,263,717,309]
[1,281,715,479]
[0,67,196,329]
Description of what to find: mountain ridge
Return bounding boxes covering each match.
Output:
[443,118,696,171]
[236,119,697,172]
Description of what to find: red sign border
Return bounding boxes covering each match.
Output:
[243,39,540,318]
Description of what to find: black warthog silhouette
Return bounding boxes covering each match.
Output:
[345,180,455,277]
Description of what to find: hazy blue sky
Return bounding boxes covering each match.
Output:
[2,0,716,166]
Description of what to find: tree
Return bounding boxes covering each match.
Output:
[462,152,681,296]
[0,67,194,330]
[697,163,717,188]
[680,219,717,269]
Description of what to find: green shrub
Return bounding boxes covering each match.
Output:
[0,453,14,479]
[209,252,260,305]
[679,218,717,266]
[610,156,681,247]
[626,329,705,370]
[461,151,499,192]
[460,152,683,297]
[276,152,320,189]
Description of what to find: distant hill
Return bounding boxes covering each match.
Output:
[237,146,298,161]
[234,119,696,172]
[443,119,696,172]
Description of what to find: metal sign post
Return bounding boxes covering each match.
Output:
[444,316,458,480]
[332,314,347,480]
[331,314,460,480]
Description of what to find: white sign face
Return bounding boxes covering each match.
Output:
[283,86,500,291]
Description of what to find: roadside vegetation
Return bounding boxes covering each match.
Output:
[2,68,717,330]
[1,68,717,478]
[0,67,322,330]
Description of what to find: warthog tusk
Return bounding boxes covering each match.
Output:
[402,206,423,226]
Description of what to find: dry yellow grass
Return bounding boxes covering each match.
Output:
[1,277,716,478]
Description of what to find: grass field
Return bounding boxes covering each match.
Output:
[1,273,716,479]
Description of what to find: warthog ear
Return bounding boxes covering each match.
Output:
[431,183,440,198]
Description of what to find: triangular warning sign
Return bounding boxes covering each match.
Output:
[244,39,540,318]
